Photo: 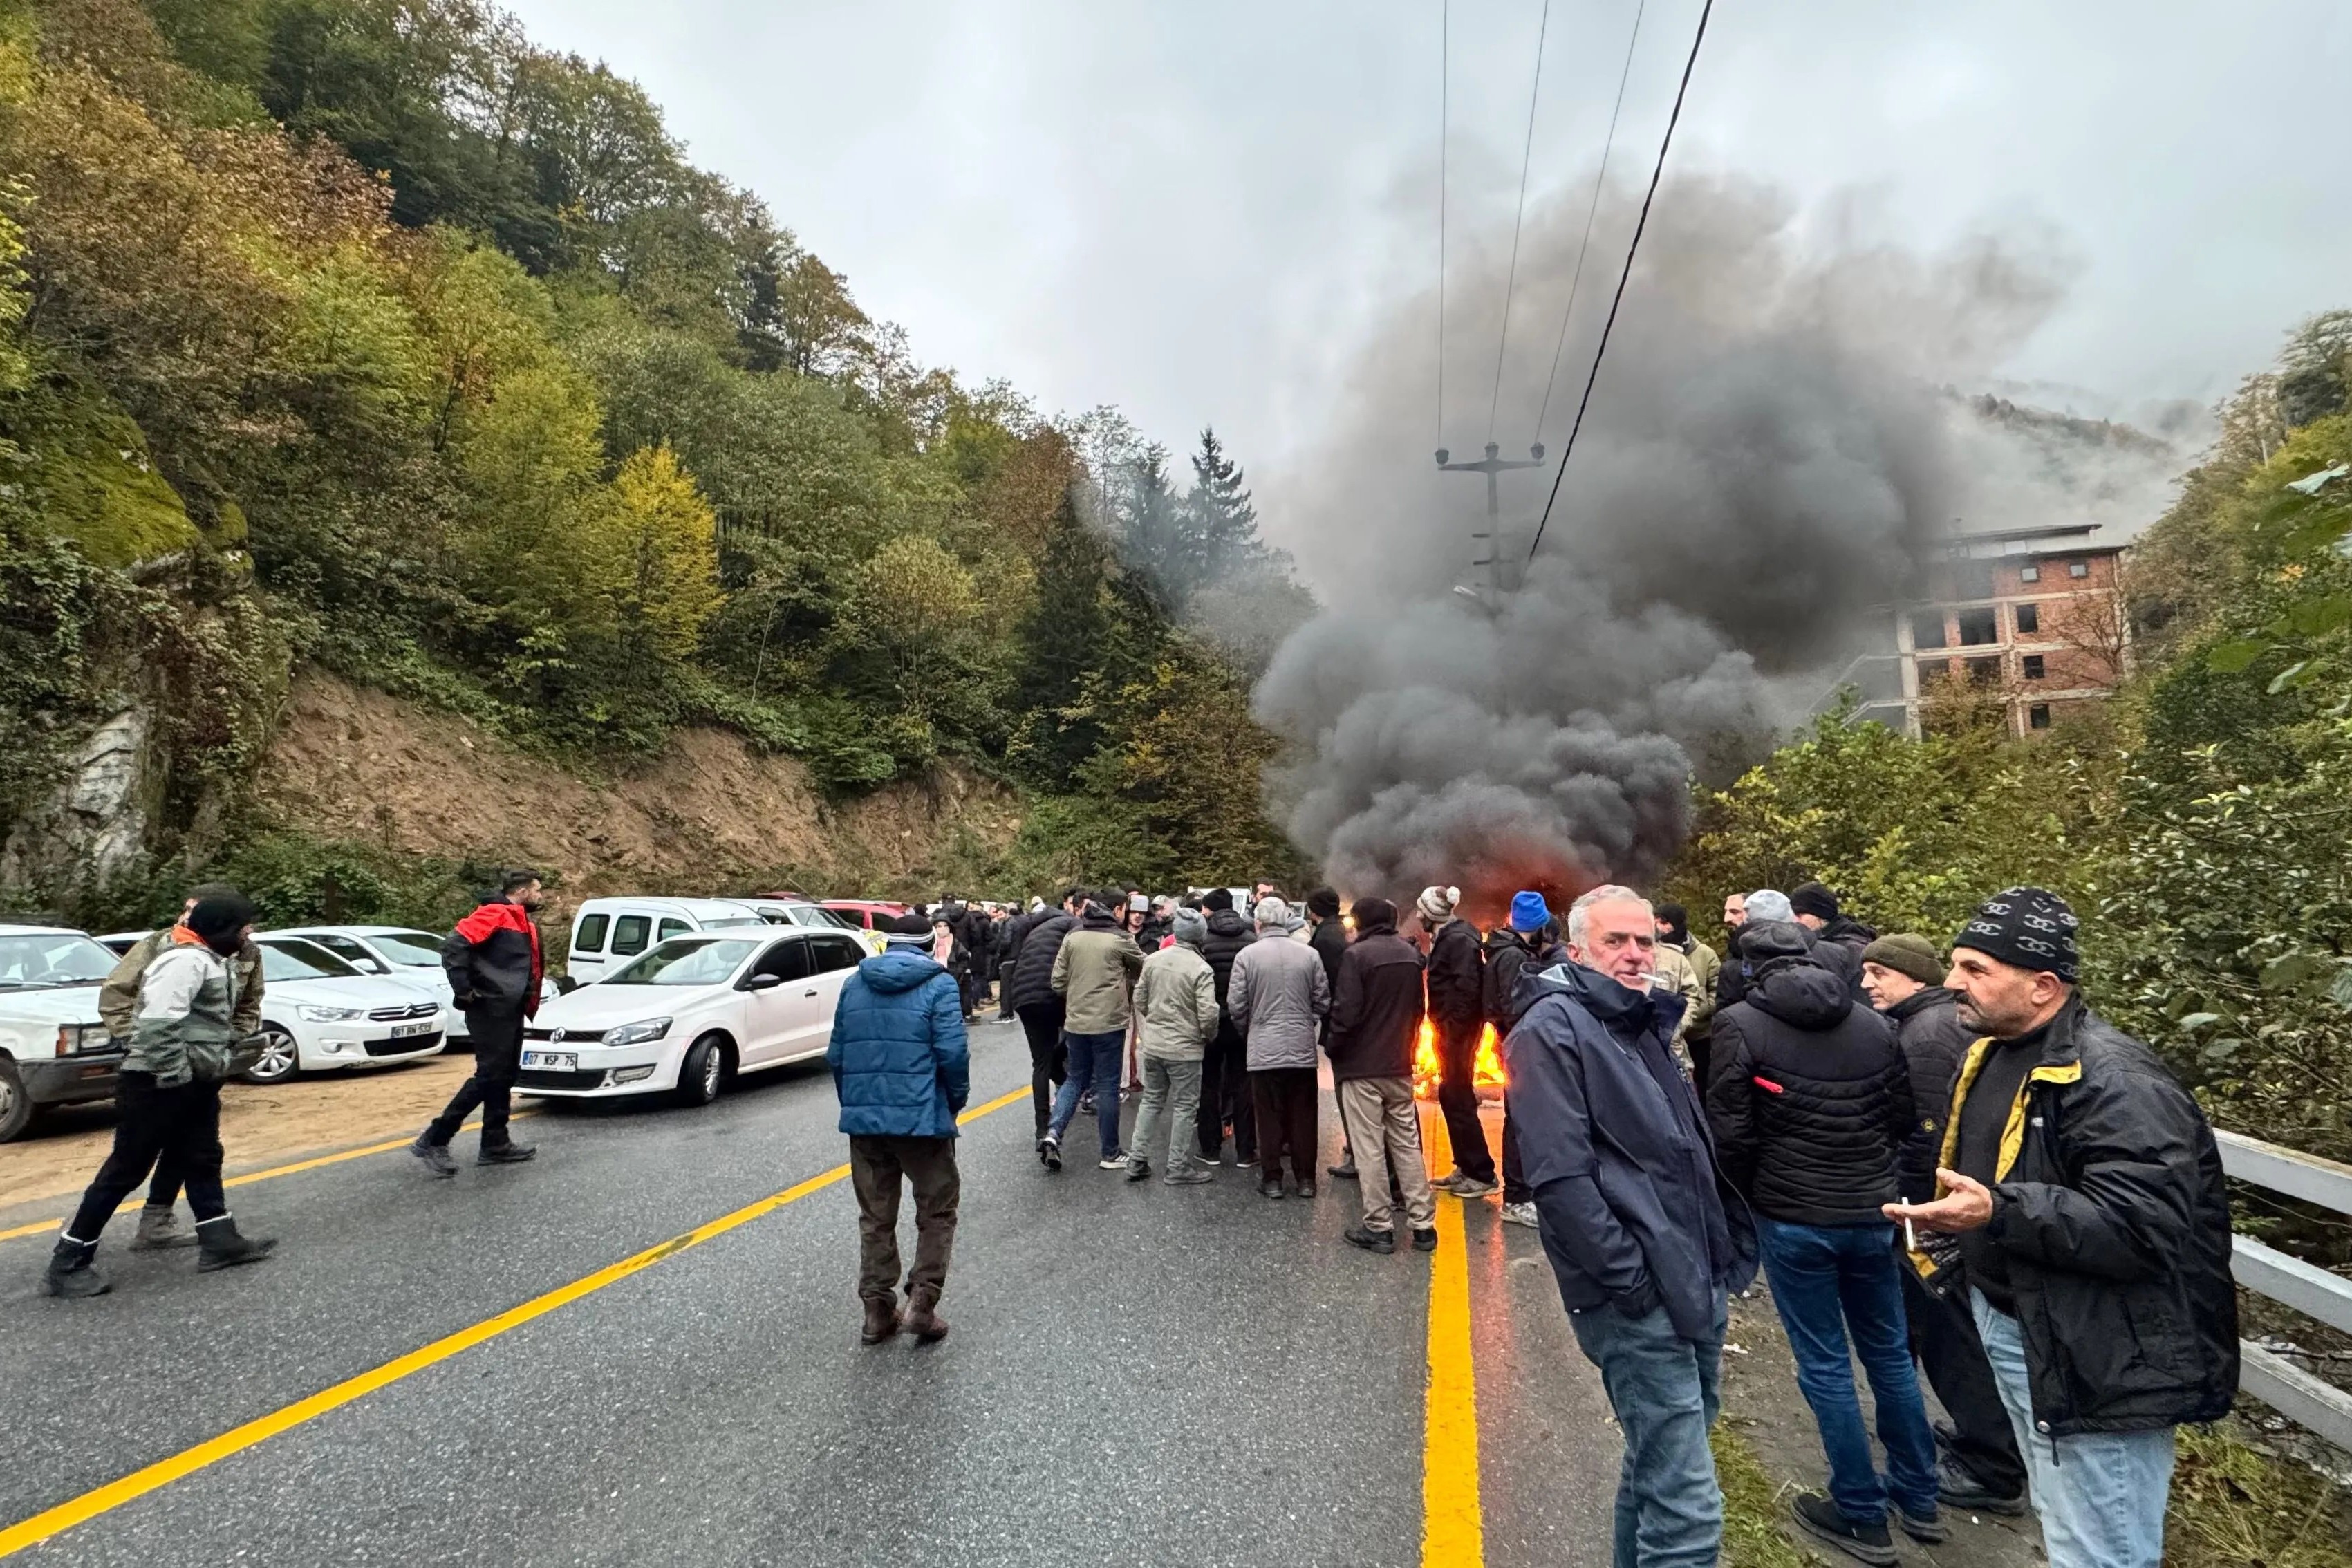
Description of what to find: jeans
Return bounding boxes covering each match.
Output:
[1049,1029,1126,1161]
[1972,1289,2176,1568]
[1569,1287,1728,1568]
[1130,1056,1204,1175]
[1016,1000,1068,1137]
[1903,1256,2024,1495]
[427,1009,525,1145]
[1197,1020,1254,1161]
[1434,1018,1495,1182]
[849,1135,958,1301]
[67,1072,227,1240]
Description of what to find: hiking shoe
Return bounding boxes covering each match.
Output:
[1125,1157,1152,1183]
[1936,1459,2027,1517]
[1163,1167,1213,1185]
[477,1139,536,1164]
[132,1204,197,1250]
[1788,1493,1896,1567]
[1328,1161,1358,1180]
[1344,1226,1396,1254]
[1897,1504,1948,1544]
[1257,1179,1285,1200]
[1411,1226,1439,1252]
[1098,1152,1128,1170]
[1500,1201,1540,1229]
[411,1135,459,1178]
[1038,1136,1062,1172]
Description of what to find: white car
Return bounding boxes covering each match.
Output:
[0,926,120,1141]
[243,935,451,1083]
[721,899,889,955]
[563,897,768,984]
[270,925,474,1039]
[517,926,868,1107]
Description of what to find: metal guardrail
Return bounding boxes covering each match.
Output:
[2216,1130,2352,1451]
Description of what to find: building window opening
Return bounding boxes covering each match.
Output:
[2023,654,2046,680]
[2015,603,2040,635]
[1910,612,1948,651]
[2019,563,2040,584]
[1957,608,1999,646]
[1966,657,2002,687]
[2029,703,2052,729]
[2067,559,2090,579]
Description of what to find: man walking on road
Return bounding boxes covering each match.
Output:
[1505,885,1756,1568]
[1706,920,1942,1562]
[828,941,969,1344]
[1484,891,1558,1230]
[1005,890,1080,1137]
[1043,891,1144,1171]
[1126,906,1219,1184]
[47,892,277,1297]
[97,882,263,1251]
[1859,932,2027,1518]
[1229,896,1329,1199]
[1420,885,1495,1197]
[1197,888,1258,1168]
[1888,888,2238,1568]
[1325,898,1436,1253]
[413,870,545,1175]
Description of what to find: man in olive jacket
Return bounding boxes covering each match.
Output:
[97,883,263,1251]
[1889,888,2236,1568]
[1042,893,1144,1170]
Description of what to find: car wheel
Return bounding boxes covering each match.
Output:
[241,1025,301,1084]
[674,1034,729,1108]
[0,1060,33,1142]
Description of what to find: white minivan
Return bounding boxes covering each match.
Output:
[565,897,765,984]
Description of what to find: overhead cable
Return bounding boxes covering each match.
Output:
[1435,0,1450,450]
[1484,0,1553,445]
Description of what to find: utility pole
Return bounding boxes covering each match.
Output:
[1436,440,1544,603]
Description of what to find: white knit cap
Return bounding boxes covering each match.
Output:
[1417,885,1460,922]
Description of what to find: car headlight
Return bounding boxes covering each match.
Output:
[56,1024,110,1056]
[297,1005,366,1023]
[601,1017,673,1047]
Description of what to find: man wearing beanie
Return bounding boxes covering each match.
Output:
[1126,907,1219,1184]
[46,892,277,1297]
[1859,933,2027,1518]
[1325,897,1437,1253]
[1195,887,1258,1168]
[1889,888,2237,1568]
[1417,884,1495,1197]
[1228,897,1330,1197]
[97,881,265,1251]
[1484,891,1563,1228]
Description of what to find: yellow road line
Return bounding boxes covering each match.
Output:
[0,1085,1026,1558]
[0,1112,540,1244]
[1419,1108,1485,1568]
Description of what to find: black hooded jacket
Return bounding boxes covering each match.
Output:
[1006,913,1075,1013]
[1482,926,1562,1032]
[1885,985,1979,1204]
[1704,922,1914,1226]
[1200,909,1255,1012]
[1426,917,1484,1030]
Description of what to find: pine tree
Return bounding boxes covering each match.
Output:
[1012,487,1117,785]
[1186,426,1260,594]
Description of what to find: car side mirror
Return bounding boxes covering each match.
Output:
[740,973,782,991]
[554,976,580,995]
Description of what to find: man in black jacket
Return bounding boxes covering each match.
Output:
[1483,891,1558,1229]
[1326,898,1435,1252]
[1418,885,1494,1196]
[1006,890,1081,1138]
[1859,932,2026,1518]
[1708,921,1939,1562]
[413,870,545,1175]
[1888,888,2237,1568]
[1196,889,1258,1168]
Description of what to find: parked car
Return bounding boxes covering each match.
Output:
[723,899,889,955]
[0,925,120,1141]
[516,926,870,1107]
[564,897,767,985]
[818,899,913,933]
[270,924,474,1039]
[242,935,450,1083]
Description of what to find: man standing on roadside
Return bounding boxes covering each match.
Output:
[1005,889,1079,1138]
[1506,886,1756,1568]
[1420,885,1495,1198]
[1228,896,1330,1200]
[46,892,278,1297]
[1654,904,1720,1088]
[829,940,968,1345]
[1485,891,1558,1230]
[1859,933,2028,1519]
[1126,906,1219,1185]
[97,882,263,1251]
[1042,890,1144,1171]
[1326,897,1437,1254]
[1197,888,1258,1169]
[1888,888,2237,1568]
[413,870,545,1175]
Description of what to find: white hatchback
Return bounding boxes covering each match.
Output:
[271,924,472,1037]
[245,936,452,1083]
[516,927,868,1107]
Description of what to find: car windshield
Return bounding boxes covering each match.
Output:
[702,916,763,930]
[259,939,364,982]
[361,931,445,965]
[0,933,118,989]
[605,937,757,986]
[813,908,859,930]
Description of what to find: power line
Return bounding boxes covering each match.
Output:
[1435,0,1449,451]
[1526,0,1713,563]
[1484,0,1553,445]
[1531,0,1646,445]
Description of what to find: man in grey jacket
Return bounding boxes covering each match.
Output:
[1127,908,1220,1185]
[1228,897,1330,1199]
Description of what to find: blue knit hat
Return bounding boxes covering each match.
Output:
[1509,891,1551,933]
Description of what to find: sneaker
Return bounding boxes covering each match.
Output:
[1896,1505,1948,1544]
[1038,1136,1062,1172]
[1200,1150,1224,1166]
[1328,1162,1358,1180]
[1237,1155,1259,1169]
[1500,1201,1540,1229]
[1936,1459,2027,1517]
[1163,1168,1213,1186]
[477,1139,536,1165]
[410,1135,458,1178]
[1296,1182,1316,1200]
[1432,1169,1470,1192]
[1344,1225,1397,1254]
[1257,1179,1285,1200]
[1787,1493,1896,1567]
[1098,1152,1129,1170]
[1411,1226,1439,1252]
[1125,1158,1152,1183]
[1439,1173,1497,1197]
[1079,1092,1096,1117]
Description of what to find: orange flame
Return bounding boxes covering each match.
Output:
[1412,1019,1506,1101]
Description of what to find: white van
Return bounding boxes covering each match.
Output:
[566,897,765,984]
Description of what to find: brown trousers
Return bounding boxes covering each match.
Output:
[849,1135,959,1303]
[1251,1067,1319,1184]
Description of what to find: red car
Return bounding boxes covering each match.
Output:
[819,900,913,931]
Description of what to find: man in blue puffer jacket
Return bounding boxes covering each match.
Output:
[828,948,971,1347]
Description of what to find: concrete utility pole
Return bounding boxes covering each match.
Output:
[1436,440,1545,604]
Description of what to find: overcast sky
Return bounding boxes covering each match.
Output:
[505,0,2346,491]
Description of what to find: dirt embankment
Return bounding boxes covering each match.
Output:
[258,672,1025,902]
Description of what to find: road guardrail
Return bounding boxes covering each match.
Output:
[2216,1129,2352,1451]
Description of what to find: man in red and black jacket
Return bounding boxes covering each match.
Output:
[412,870,546,1175]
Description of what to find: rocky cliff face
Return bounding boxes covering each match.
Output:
[0,708,151,900]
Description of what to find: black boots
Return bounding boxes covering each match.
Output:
[477,1138,536,1165]
[133,1203,198,1249]
[411,1130,459,1177]
[195,1215,277,1272]
[860,1295,902,1345]
[43,1238,110,1298]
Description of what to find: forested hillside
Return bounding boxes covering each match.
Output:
[0,0,1309,922]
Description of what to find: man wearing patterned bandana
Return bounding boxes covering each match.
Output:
[1885,887,2237,1568]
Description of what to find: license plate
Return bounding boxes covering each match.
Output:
[523,1050,577,1070]
[390,1021,435,1038]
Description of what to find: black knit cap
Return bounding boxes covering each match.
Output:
[1953,886,2079,982]
[186,891,256,955]
[1789,881,1839,920]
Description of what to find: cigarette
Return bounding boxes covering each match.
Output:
[1902,1200,1919,1252]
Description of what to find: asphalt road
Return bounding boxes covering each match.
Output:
[1,1018,1616,1567]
